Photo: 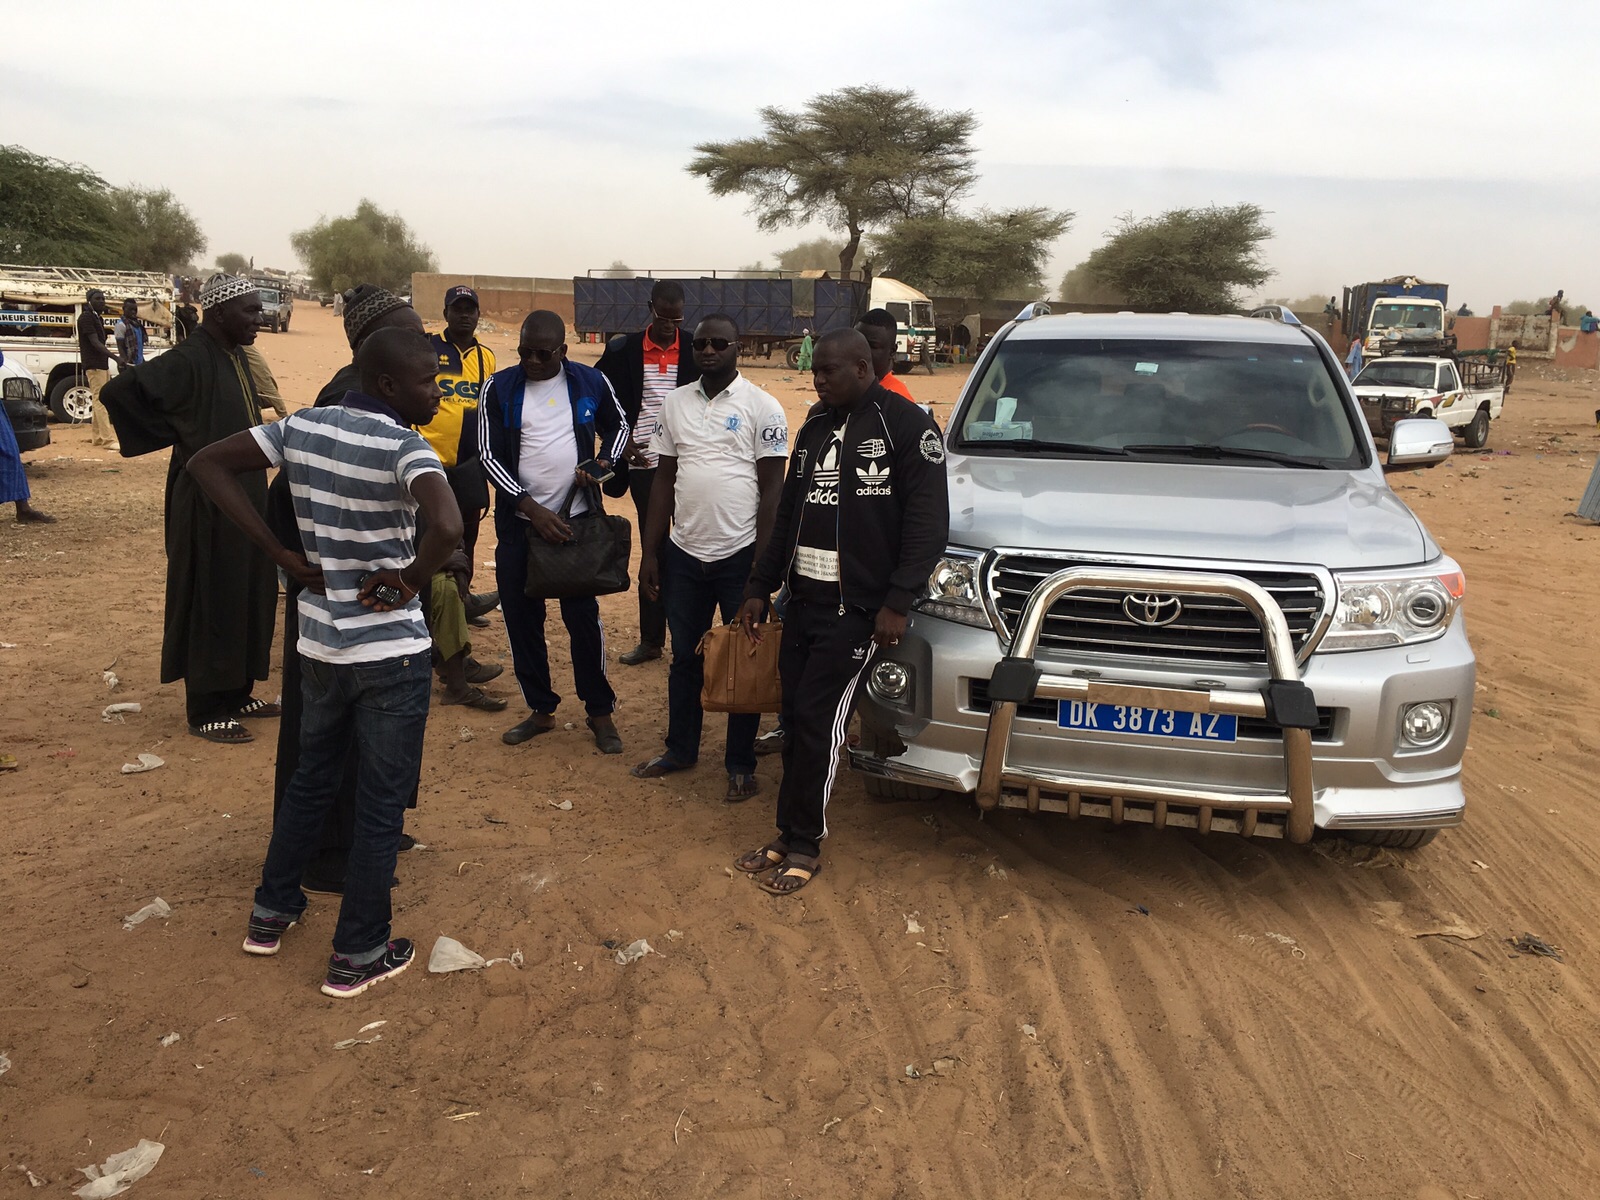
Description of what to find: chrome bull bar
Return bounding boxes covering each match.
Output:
[975,567,1318,843]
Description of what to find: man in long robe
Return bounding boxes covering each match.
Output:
[101,274,280,744]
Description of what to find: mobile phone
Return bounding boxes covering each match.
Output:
[577,458,616,483]
[361,572,405,606]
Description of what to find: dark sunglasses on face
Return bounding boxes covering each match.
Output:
[692,337,733,352]
[519,346,560,362]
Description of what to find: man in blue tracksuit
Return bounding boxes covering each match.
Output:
[479,311,632,753]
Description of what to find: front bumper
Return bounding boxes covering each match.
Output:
[852,568,1473,841]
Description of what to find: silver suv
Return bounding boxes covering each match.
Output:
[851,311,1472,849]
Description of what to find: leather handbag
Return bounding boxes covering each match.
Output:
[522,483,632,600]
[698,621,784,714]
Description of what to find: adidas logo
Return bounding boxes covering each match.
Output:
[856,462,891,485]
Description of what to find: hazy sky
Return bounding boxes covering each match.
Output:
[5,0,1589,309]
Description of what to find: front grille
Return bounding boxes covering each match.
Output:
[986,555,1328,665]
[966,679,1337,742]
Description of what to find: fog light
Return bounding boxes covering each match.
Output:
[870,661,911,702]
[1400,701,1450,747]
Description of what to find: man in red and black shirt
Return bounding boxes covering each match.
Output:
[597,279,700,665]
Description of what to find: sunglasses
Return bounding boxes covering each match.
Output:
[692,337,734,352]
[518,346,561,362]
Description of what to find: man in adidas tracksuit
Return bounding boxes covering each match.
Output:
[736,329,949,895]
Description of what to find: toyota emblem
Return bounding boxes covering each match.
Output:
[1122,593,1183,627]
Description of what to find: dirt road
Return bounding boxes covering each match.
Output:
[3,304,1599,1198]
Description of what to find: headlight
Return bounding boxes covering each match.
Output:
[914,549,992,629]
[1320,561,1464,651]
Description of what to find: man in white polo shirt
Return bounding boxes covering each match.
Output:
[632,314,788,802]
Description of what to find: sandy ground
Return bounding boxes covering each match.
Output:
[3,303,1600,1199]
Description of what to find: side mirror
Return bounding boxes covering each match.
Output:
[1385,417,1453,472]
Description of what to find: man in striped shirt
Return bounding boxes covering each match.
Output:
[187,328,463,998]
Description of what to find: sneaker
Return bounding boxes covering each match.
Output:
[242,913,297,956]
[320,938,414,999]
[754,728,787,757]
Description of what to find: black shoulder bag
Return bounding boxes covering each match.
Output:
[522,482,633,600]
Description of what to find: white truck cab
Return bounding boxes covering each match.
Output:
[1352,355,1503,449]
[869,277,936,369]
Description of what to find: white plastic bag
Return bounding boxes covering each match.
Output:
[121,898,171,930]
[428,936,488,973]
[76,1139,164,1198]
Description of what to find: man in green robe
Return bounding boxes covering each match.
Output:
[101,274,280,745]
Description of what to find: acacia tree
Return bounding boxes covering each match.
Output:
[291,199,436,295]
[873,207,1071,299]
[1058,260,1126,305]
[688,87,977,280]
[108,187,205,271]
[774,237,844,272]
[215,252,250,275]
[1079,204,1272,312]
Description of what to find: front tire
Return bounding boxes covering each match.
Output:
[1462,406,1490,449]
[1340,828,1439,850]
[48,376,94,423]
[785,343,802,370]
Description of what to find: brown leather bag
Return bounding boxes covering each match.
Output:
[697,622,783,714]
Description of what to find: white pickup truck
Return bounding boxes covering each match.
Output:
[1351,355,1503,449]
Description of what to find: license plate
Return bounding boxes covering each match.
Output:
[1058,700,1237,742]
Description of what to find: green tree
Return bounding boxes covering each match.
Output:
[215,252,250,275]
[688,86,977,280]
[0,144,124,266]
[1505,296,1586,320]
[290,199,436,295]
[1057,260,1126,305]
[108,187,205,272]
[600,260,633,278]
[774,237,845,272]
[873,207,1071,299]
[1079,204,1273,312]
[1262,291,1339,314]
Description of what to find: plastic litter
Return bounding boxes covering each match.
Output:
[548,799,573,811]
[16,1163,45,1187]
[0,641,17,649]
[120,753,164,775]
[75,1139,164,1198]
[0,1051,10,1075]
[158,1032,180,1047]
[121,898,171,930]
[101,703,142,723]
[1021,1023,1038,1041]
[334,1020,387,1050]
[614,938,653,965]
[428,936,524,973]
[904,1064,921,1079]
[102,670,120,692]
[904,914,924,934]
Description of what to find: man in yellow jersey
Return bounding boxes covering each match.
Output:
[427,285,499,619]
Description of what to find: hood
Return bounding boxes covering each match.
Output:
[946,454,1434,570]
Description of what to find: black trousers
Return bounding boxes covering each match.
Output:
[629,467,667,648]
[774,599,879,859]
[187,683,255,726]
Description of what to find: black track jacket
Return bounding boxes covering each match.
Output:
[746,383,949,615]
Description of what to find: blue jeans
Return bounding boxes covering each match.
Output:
[254,652,431,960]
[662,538,759,775]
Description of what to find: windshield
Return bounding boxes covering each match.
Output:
[1354,361,1436,389]
[911,301,934,328]
[958,337,1364,468]
[885,301,911,326]
[1370,302,1441,333]
[257,289,280,304]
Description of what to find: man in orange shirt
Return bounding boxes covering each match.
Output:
[857,309,916,402]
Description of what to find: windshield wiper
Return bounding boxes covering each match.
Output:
[961,439,1130,456]
[1122,443,1331,469]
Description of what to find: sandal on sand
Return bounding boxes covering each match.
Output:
[734,842,789,874]
[190,718,254,744]
[442,686,508,712]
[631,753,691,779]
[759,854,821,896]
[725,774,762,803]
[235,698,282,719]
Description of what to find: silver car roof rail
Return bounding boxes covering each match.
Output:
[1014,301,1052,322]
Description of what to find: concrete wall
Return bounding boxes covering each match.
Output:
[1451,316,1491,351]
[411,274,576,326]
[1555,327,1600,370]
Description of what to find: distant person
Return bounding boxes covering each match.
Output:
[1457,302,1473,318]
[187,326,462,998]
[1549,290,1566,324]
[951,321,971,363]
[175,297,199,342]
[0,351,55,524]
[332,289,345,318]
[1344,335,1363,379]
[114,299,145,366]
[631,314,787,802]
[100,274,280,745]
[796,328,814,372]
[735,329,949,895]
[241,344,289,419]
[480,310,631,754]
[1505,341,1518,394]
[857,308,917,401]
[596,279,701,666]
[77,288,122,449]
[425,285,498,571]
